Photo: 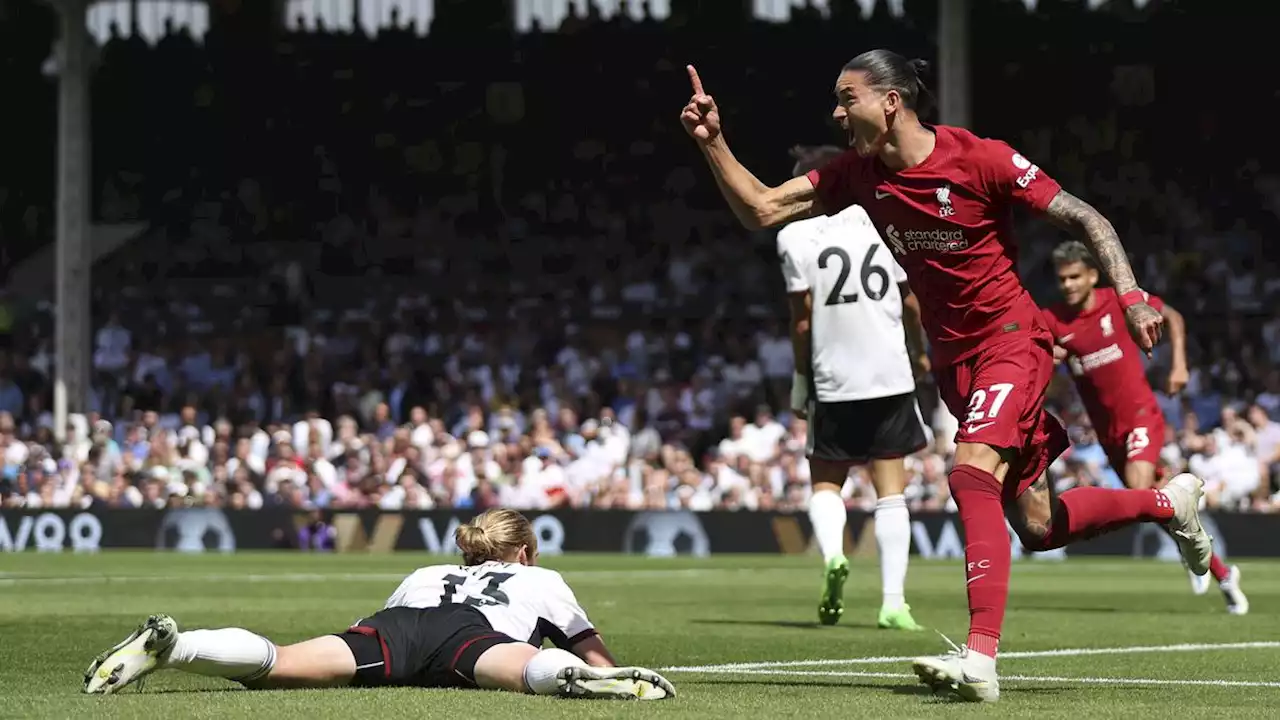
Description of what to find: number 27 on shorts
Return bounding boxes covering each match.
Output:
[963,383,1015,433]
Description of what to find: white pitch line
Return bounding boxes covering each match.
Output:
[716,669,1280,689]
[662,641,1280,673]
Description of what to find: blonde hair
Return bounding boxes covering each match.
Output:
[455,509,538,565]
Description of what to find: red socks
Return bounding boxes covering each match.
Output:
[949,471,1187,657]
[1037,487,1174,550]
[948,464,1010,658]
[1209,553,1230,582]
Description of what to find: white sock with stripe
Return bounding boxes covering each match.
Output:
[162,628,277,683]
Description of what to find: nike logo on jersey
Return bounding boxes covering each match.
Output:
[1058,334,1075,343]
[874,190,892,199]
[965,421,996,434]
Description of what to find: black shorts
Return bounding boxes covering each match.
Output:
[807,391,928,464]
[337,605,521,688]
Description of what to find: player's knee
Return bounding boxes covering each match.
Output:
[518,647,585,695]
[952,442,1006,475]
[810,460,850,490]
[1013,522,1051,552]
[1010,490,1055,551]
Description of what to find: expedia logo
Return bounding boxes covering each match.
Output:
[885,225,969,255]
[1011,153,1041,188]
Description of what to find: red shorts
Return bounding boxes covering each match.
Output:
[1101,409,1166,478]
[936,332,1069,498]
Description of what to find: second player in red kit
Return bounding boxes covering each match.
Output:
[1043,244,1182,481]
[680,49,1216,703]
[1043,241,1248,614]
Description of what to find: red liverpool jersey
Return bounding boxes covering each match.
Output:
[807,125,1062,364]
[1043,287,1164,441]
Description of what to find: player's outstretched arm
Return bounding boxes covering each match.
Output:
[680,65,822,229]
[1040,190,1162,353]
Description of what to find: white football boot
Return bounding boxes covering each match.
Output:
[1160,474,1214,577]
[911,635,999,703]
[1220,565,1250,615]
[84,614,178,695]
[556,665,676,700]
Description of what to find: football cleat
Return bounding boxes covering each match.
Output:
[1160,473,1214,577]
[818,556,849,626]
[84,614,178,695]
[1221,565,1249,616]
[556,665,676,700]
[911,634,999,703]
[878,604,924,631]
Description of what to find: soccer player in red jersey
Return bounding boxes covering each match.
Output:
[1043,241,1249,614]
[680,50,1215,703]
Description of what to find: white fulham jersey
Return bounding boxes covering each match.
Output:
[777,204,916,402]
[383,561,597,647]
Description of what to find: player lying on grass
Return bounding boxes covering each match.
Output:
[1042,240,1248,614]
[83,509,675,700]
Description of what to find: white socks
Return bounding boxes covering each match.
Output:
[875,494,911,610]
[161,629,277,683]
[522,647,588,695]
[808,489,847,563]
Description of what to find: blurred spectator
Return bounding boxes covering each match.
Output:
[0,3,1276,514]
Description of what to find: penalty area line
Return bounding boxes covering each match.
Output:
[661,640,1280,673]
[696,668,1280,689]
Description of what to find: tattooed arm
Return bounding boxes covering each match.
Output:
[1041,190,1139,293]
[1040,190,1163,352]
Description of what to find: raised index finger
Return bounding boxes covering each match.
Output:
[687,65,705,95]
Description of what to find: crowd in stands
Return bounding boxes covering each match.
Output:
[1,1,1278,513]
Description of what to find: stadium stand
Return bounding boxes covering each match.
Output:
[1,0,1278,515]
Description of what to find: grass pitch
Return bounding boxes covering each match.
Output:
[2,552,1278,718]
